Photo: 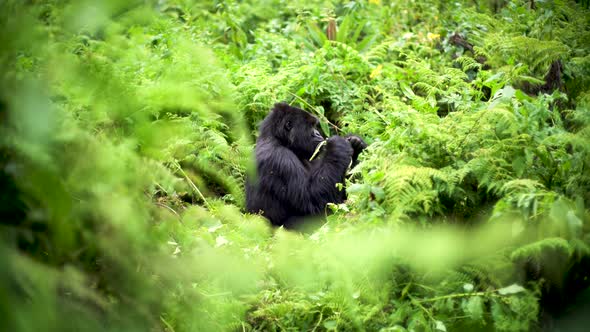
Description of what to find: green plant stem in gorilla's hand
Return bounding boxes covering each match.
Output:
[309,139,354,173]
[309,140,327,161]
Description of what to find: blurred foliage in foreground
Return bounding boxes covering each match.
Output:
[1,0,590,331]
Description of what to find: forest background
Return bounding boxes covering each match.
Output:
[1,0,590,331]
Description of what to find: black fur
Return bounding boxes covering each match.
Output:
[246,103,366,228]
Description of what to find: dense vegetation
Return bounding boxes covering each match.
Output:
[1,0,590,331]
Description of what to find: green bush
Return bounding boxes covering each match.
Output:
[1,0,590,331]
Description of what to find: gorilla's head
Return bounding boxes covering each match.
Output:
[259,103,324,159]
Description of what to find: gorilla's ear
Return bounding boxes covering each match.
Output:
[284,120,292,131]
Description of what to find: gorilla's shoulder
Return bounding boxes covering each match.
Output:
[256,139,300,172]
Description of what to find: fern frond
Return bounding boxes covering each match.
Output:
[455,56,482,72]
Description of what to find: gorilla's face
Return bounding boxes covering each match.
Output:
[273,104,324,159]
[289,118,324,159]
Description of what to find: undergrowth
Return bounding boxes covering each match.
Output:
[1,0,590,331]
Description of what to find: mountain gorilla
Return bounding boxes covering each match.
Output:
[246,102,367,228]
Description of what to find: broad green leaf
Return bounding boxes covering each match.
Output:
[323,320,337,330]
[498,284,526,295]
[435,320,447,332]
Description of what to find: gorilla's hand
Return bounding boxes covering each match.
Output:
[345,135,367,158]
[327,135,353,157]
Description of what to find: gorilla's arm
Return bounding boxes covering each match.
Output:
[256,136,353,215]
